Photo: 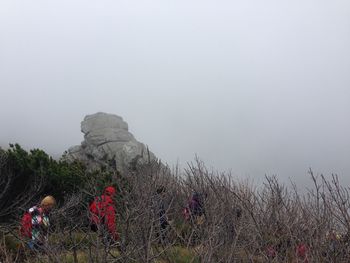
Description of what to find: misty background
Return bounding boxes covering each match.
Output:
[1,0,349,186]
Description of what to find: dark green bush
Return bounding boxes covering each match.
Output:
[0,144,88,222]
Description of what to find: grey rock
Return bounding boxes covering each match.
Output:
[64,112,156,172]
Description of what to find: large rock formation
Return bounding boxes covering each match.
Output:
[65,112,156,172]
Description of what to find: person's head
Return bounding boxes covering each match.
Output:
[104,186,116,197]
[156,186,166,195]
[192,192,200,201]
[40,195,56,212]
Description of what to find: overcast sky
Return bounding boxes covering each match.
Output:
[1,0,349,185]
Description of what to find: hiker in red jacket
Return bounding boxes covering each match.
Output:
[89,186,119,242]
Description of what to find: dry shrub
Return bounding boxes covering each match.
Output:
[2,158,350,262]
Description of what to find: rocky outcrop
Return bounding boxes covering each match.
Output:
[64,112,156,172]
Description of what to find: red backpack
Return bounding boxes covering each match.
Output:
[20,212,33,238]
[89,195,114,224]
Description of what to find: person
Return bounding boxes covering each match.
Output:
[183,192,205,225]
[182,192,206,245]
[222,205,242,244]
[89,186,119,243]
[324,229,342,260]
[20,195,56,251]
[152,186,169,243]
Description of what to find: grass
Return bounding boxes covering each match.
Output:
[1,231,199,263]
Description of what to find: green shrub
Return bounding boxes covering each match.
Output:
[0,144,88,222]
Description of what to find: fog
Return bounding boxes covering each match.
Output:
[1,0,349,185]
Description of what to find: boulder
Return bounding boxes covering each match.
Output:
[64,112,156,172]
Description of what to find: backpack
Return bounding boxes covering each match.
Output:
[20,212,33,238]
[189,197,204,217]
[183,194,203,221]
[89,195,113,225]
[89,195,118,239]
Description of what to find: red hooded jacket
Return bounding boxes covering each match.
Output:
[89,186,118,240]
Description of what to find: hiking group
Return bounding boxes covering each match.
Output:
[19,186,208,253]
[19,187,323,261]
[20,186,120,253]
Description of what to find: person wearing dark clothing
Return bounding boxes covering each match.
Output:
[183,192,205,225]
[189,193,204,216]
[182,192,206,245]
[153,186,169,243]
